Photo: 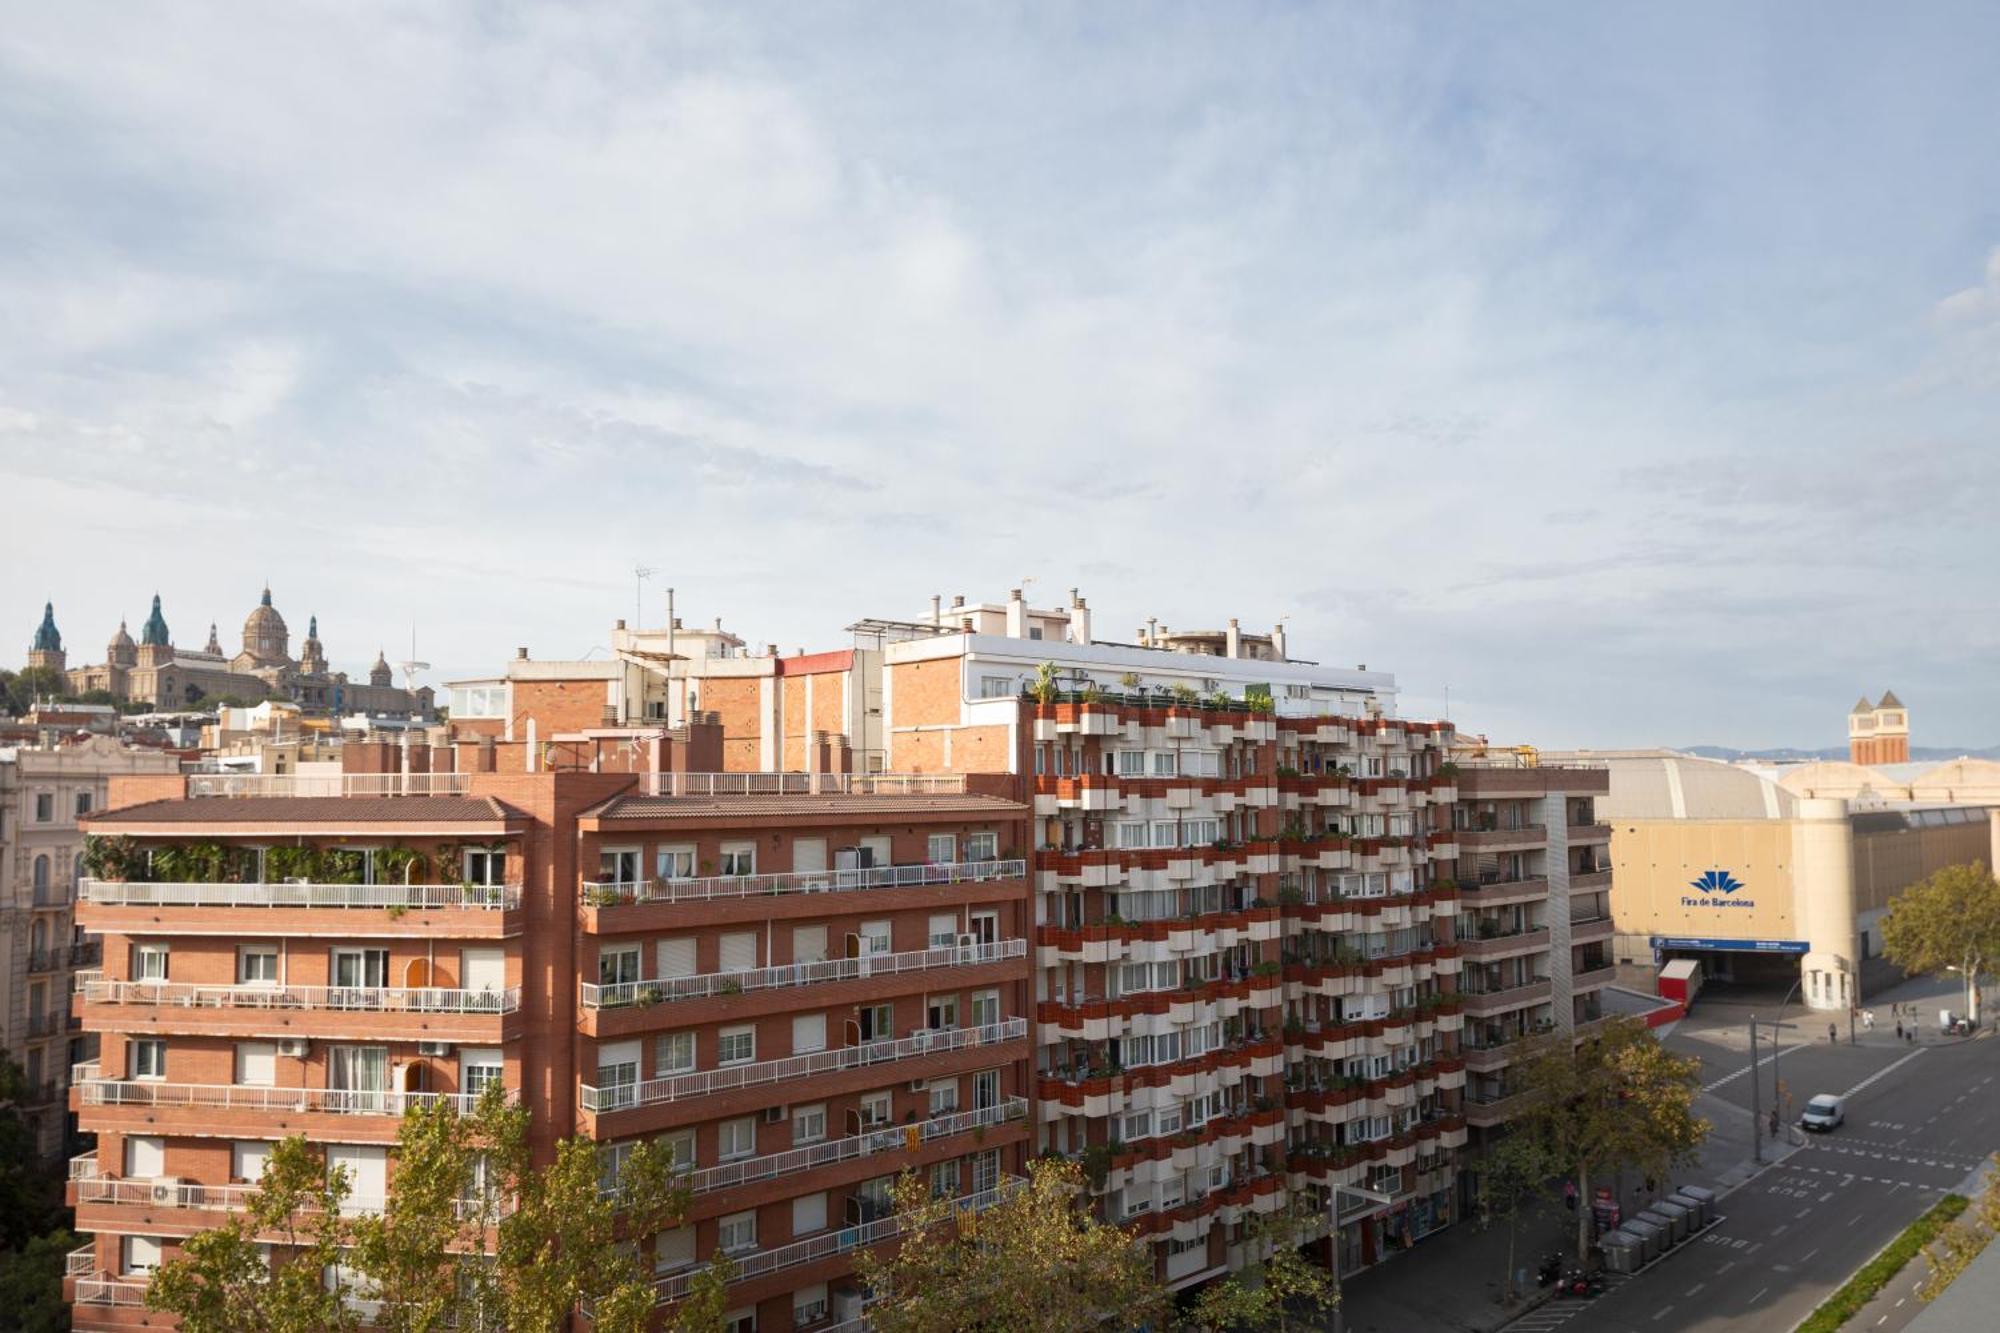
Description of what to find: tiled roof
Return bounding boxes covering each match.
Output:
[592,793,1025,821]
[87,796,523,825]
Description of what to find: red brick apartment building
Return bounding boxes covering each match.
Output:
[65,730,1033,1332]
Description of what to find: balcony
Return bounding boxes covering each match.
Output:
[82,878,520,910]
[71,1276,151,1308]
[70,1151,98,1181]
[1453,825,1548,851]
[1460,977,1552,1015]
[650,1178,1023,1304]
[1458,876,1550,905]
[667,1098,1027,1199]
[637,771,968,797]
[581,940,1027,1010]
[66,1242,96,1276]
[582,858,1024,910]
[1572,964,1619,991]
[27,1011,63,1037]
[26,951,62,975]
[581,1018,1028,1113]
[74,1174,505,1219]
[76,1064,509,1118]
[79,977,522,1015]
[1457,927,1549,960]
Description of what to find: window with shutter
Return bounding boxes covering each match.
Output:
[792,1013,826,1054]
[125,1136,165,1177]
[653,1227,695,1273]
[792,838,827,873]
[235,1042,277,1087]
[792,1193,827,1236]
[657,938,696,979]
[718,933,757,973]
[792,925,828,964]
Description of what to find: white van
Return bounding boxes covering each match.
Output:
[1801,1094,1845,1132]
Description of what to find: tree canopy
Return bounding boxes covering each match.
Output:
[1509,1014,1707,1260]
[1881,862,2000,1020]
[1185,1201,1337,1331]
[856,1156,1169,1333]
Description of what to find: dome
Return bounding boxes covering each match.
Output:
[241,585,290,662]
[109,620,134,650]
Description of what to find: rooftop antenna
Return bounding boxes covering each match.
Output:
[399,624,429,696]
[634,564,656,627]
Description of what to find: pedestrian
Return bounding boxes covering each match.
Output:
[1769,1107,1779,1139]
[1564,1180,1577,1212]
[1895,1018,1904,1039]
[1863,1009,1875,1032]
[1828,1022,1837,1044]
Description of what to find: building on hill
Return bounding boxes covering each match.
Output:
[1847,690,1910,765]
[35,590,433,719]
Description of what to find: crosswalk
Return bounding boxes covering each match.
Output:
[1504,1273,1637,1331]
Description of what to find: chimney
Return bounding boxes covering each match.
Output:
[1273,622,1288,661]
[516,647,529,660]
[1006,588,1027,639]
[1226,618,1241,659]
[714,617,723,632]
[672,617,682,630]
[930,594,943,627]
[614,618,626,631]
[952,594,965,608]
[1068,593,1091,646]
[1146,616,1158,647]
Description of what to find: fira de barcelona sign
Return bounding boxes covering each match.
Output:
[1681,869,1755,910]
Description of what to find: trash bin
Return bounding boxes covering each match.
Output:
[1600,1229,1642,1274]
[1676,1185,1718,1228]
[1636,1206,1682,1246]
[1650,1199,1693,1243]
[1668,1189,1712,1230]
[1622,1217,1665,1264]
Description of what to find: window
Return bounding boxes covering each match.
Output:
[792,1013,826,1055]
[1151,750,1178,777]
[718,1025,755,1065]
[719,842,756,877]
[123,1235,162,1276]
[75,790,92,816]
[463,847,506,886]
[125,1135,165,1177]
[657,1032,695,1074]
[792,1104,827,1145]
[927,834,957,864]
[930,1159,960,1198]
[132,943,169,982]
[794,1283,830,1327]
[460,1049,504,1097]
[1121,1110,1153,1142]
[130,1038,166,1080]
[979,675,1013,698]
[661,1129,696,1175]
[792,1193,827,1237]
[859,1090,892,1129]
[232,1140,271,1184]
[328,1046,390,1112]
[235,1042,277,1086]
[1115,750,1146,777]
[599,945,641,988]
[792,925,828,965]
[657,937,696,979]
[928,1081,960,1115]
[718,1116,757,1162]
[654,1226,695,1273]
[34,793,52,822]
[725,1312,756,1333]
[718,1210,757,1253]
[970,989,1000,1028]
[596,1041,640,1111]
[31,855,50,899]
[929,912,958,948]
[656,846,695,880]
[718,932,757,973]
[966,831,998,861]
[1183,750,1222,778]
[972,1148,1000,1193]
[1183,819,1219,847]
[1151,820,1177,848]
[598,848,640,884]
[330,947,388,990]
[1111,820,1149,849]
[238,946,279,986]
[927,995,957,1031]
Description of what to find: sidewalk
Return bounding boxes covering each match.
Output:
[1331,1091,1799,1332]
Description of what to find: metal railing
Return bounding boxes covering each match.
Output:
[66,1243,95,1276]
[73,1277,152,1306]
[187,772,471,798]
[582,1018,1027,1113]
[672,1098,1026,1198]
[583,857,1023,908]
[70,1151,98,1181]
[74,1175,509,1219]
[652,1177,1023,1303]
[79,977,522,1015]
[82,878,521,910]
[581,940,1026,1009]
[638,771,967,797]
[78,1075,512,1117]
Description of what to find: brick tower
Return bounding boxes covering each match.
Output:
[1847,690,1909,765]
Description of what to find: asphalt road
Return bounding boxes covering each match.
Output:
[1511,977,2000,1333]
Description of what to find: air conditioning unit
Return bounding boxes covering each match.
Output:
[762,1105,788,1125]
[416,1041,453,1058]
[907,1078,929,1093]
[276,1038,309,1057]
[150,1177,186,1205]
[956,933,979,951]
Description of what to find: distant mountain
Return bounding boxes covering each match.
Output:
[1680,744,2000,764]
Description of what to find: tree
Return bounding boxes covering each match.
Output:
[1510,1015,1707,1262]
[8,666,68,710]
[1882,863,2000,1024]
[145,1135,360,1333]
[856,1156,1169,1333]
[1476,1125,1560,1300]
[0,1228,79,1333]
[1920,1154,2000,1300]
[662,1252,736,1333]
[1185,1202,1337,1331]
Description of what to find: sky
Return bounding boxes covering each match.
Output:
[2,2,1997,750]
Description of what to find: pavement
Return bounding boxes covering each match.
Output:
[1328,970,2000,1333]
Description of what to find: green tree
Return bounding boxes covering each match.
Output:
[145,1135,360,1333]
[856,1157,1169,1333]
[9,667,69,708]
[1031,660,1061,705]
[1510,1015,1708,1262]
[0,1227,79,1333]
[1185,1202,1337,1330]
[1882,863,2000,1023]
[1920,1154,2000,1300]
[662,1252,736,1333]
[1477,1125,1560,1300]
[0,1053,66,1251]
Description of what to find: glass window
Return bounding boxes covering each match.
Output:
[130,1038,166,1080]
[718,1209,757,1253]
[598,946,640,988]
[598,848,640,884]
[132,944,169,982]
[719,843,755,877]
[656,846,696,879]
[718,1117,757,1162]
[928,1081,960,1115]
[461,1050,504,1098]
[792,1194,827,1236]
[238,947,279,986]
[930,1158,960,1198]
[966,831,999,861]
[657,1032,695,1074]
[792,1013,826,1055]
[927,834,957,864]
[792,1104,827,1145]
[718,1026,755,1065]
[75,790,93,816]
[235,1042,277,1086]
[34,793,53,822]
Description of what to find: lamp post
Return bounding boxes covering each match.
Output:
[1327,1182,1396,1333]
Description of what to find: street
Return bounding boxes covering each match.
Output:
[1512,975,2000,1333]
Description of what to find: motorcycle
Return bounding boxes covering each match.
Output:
[1536,1252,1565,1287]
[1562,1267,1605,1298]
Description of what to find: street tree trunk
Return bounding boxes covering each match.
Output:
[1575,1162,1591,1263]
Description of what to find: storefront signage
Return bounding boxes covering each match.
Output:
[1651,936,1809,955]
[1682,868,1756,910]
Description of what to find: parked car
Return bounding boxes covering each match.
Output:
[1801,1094,1844,1132]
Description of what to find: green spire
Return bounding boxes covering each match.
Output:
[31,601,61,653]
[140,593,170,647]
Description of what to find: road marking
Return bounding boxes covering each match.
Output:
[1751,1286,1769,1303]
[1849,1213,1864,1226]
[1820,1191,1835,1202]
[1845,1048,1928,1099]
[1686,1283,1705,1295]
[1706,1044,1803,1092]
[1774,1223,1788,1234]
[1652,1309,1672,1321]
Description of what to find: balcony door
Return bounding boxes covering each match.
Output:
[972,1069,1000,1112]
[328,1045,389,1113]
[329,1144,387,1215]
[331,948,389,1008]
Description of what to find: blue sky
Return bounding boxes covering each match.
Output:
[3,2,1996,748]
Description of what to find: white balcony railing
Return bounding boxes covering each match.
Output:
[187,772,471,798]
[66,1243,96,1276]
[581,1018,1027,1113]
[82,878,521,910]
[78,1074,512,1117]
[583,858,1023,909]
[581,940,1026,1009]
[69,1151,99,1181]
[652,1177,1024,1303]
[79,977,522,1015]
[676,1098,1026,1198]
[638,771,967,798]
[74,1276,152,1306]
[74,1175,511,1219]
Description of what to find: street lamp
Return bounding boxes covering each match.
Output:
[1327,1182,1396,1333]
